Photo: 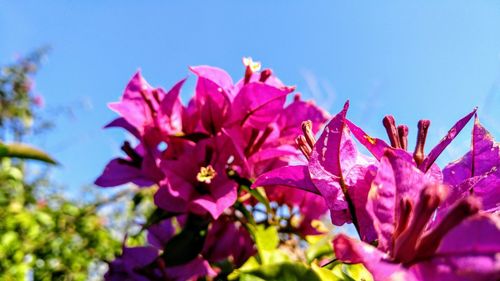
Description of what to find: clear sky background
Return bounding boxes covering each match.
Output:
[1,1,500,192]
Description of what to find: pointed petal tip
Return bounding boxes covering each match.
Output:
[188,65,197,74]
[343,100,350,110]
[94,177,107,188]
[130,69,143,81]
[168,77,188,92]
[107,101,119,111]
[188,65,211,76]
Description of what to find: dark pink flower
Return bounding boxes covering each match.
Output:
[254,102,377,242]
[107,71,184,144]
[154,134,242,219]
[333,150,500,281]
[95,72,185,188]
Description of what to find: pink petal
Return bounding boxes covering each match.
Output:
[104,117,141,139]
[190,65,234,95]
[309,101,350,177]
[420,108,477,172]
[414,215,500,281]
[95,159,153,187]
[277,98,329,139]
[194,74,231,134]
[345,118,390,160]
[164,257,217,280]
[437,214,500,255]
[189,182,237,219]
[252,165,320,194]
[229,82,293,129]
[367,150,428,251]
[333,234,415,281]
[443,115,500,186]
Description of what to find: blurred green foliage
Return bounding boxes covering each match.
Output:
[229,225,373,281]
[0,158,120,281]
[0,49,121,281]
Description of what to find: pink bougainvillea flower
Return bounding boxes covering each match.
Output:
[154,134,242,219]
[333,150,500,281]
[254,101,378,242]
[107,71,185,144]
[190,60,327,180]
[95,72,186,188]
[441,115,500,213]
[202,215,255,266]
[188,61,295,136]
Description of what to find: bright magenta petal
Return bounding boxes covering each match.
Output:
[309,101,350,176]
[193,72,231,134]
[333,234,415,281]
[164,257,217,281]
[229,82,293,129]
[95,159,153,187]
[277,98,329,139]
[253,165,320,194]
[104,117,141,139]
[367,150,429,251]
[345,118,390,160]
[411,215,500,281]
[190,65,234,95]
[437,214,500,255]
[189,182,237,219]
[444,115,500,185]
[420,108,477,172]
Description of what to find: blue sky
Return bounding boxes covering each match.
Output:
[1,1,500,192]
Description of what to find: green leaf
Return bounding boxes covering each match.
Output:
[0,142,57,164]
[342,263,373,281]
[311,263,341,281]
[228,256,261,280]
[239,262,323,281]
[260,249,290,265]
[331,263,374,281]
[306,235,333,263]
[254,225,279,253]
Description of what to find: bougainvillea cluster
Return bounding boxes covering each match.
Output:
[97,59,500,280]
